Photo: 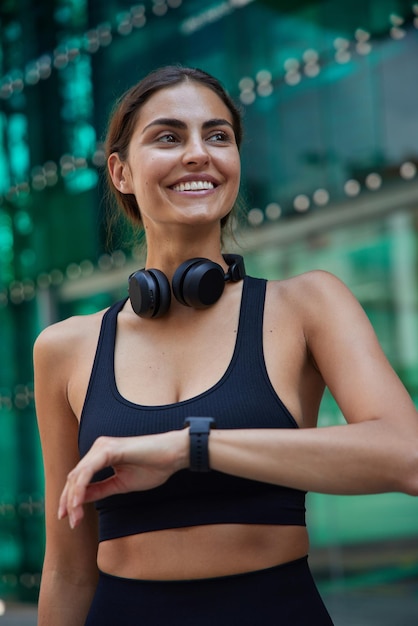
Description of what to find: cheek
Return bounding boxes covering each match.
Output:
[229,158,241,190]
[227,152,241,175]
[144,156,170,183]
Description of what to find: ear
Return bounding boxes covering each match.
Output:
[108,153,133,194]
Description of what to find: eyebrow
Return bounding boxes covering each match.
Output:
[142,117,234,133]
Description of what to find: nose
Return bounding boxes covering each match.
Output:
[182,135,210,167]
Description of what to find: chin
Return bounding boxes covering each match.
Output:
[176,210,224,225]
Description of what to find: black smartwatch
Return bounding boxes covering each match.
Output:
[184,417,216,472]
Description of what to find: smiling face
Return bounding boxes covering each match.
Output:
[108,81,241,238]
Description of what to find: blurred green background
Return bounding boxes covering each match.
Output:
[1,0,417,605]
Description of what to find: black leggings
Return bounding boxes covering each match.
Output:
[84,556,334,625]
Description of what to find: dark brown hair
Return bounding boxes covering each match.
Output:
[104,65,243,231]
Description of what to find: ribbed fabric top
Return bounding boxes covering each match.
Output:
[78,276,306,541]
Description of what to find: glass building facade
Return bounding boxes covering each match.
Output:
[1,0,417,603]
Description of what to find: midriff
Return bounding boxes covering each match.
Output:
[97,524,309,580]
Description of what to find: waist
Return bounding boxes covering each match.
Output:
[97,523,310,580]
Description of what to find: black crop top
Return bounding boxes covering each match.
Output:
[78,276,306,542]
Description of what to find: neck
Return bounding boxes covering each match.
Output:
[144,226,227,278]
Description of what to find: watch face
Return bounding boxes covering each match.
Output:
[184,417,215,432]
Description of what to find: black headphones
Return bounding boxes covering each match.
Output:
[128,254,246,319]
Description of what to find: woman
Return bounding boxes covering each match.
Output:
[35,66,418,625]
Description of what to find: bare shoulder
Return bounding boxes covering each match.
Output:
[34,307,111,421]
[267,270,362,318]
[34,308,108,366]
[268,269,351,298]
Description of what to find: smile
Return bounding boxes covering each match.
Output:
[171,181,215,192]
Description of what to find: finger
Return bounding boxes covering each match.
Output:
[60,438,117,527]
[57,481,70,520]
[65,466,94,528]
[57,475,85,529]
[83,475,123,503]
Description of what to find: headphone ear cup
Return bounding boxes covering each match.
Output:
[128,269,171,318]
[172,258,226,309]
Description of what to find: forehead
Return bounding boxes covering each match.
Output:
[136,81,234,128]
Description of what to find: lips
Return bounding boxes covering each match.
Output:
[171,180,215,192]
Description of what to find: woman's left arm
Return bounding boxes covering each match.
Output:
[210,270,418,496]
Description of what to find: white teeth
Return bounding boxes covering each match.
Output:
[172,181,214,192]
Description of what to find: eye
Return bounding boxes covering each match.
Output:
[207,130,232,143]
[157,133,179,144]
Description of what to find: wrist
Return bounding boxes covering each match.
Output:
[169,428,190,472]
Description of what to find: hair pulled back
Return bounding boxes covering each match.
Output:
[104,65,243,228]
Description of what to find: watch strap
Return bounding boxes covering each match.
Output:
[184,417,216,472]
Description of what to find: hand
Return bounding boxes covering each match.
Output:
[58,430,188,529]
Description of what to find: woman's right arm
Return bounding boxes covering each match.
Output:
[34,322,99,626]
